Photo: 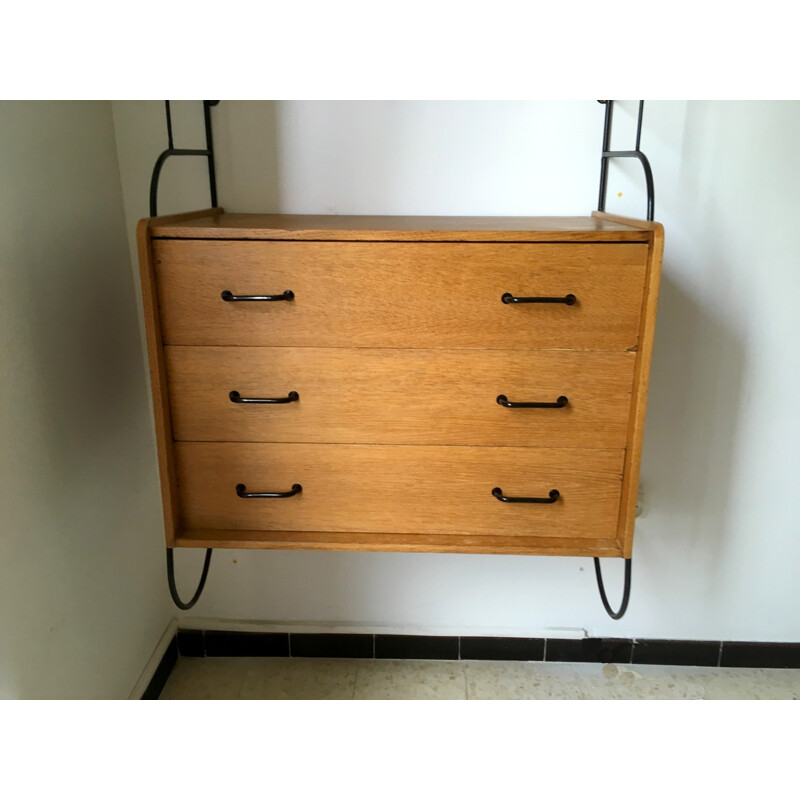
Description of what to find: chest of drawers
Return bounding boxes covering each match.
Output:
[137,209,662,560]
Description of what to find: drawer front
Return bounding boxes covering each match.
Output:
[154,241,647,350]
[175,443,624,539]
[166,346,636,448]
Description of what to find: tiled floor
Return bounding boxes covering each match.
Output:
[159,657,800,700]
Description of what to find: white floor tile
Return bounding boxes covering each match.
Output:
[240,657,358,700]
[159,656,800,701]
[354,659,467,700]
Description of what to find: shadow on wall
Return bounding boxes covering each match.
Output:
[641,263,745,600]
[139,101,283,218]
[172,101,769,632]
[214,101,281,213]
[0,101,166,698]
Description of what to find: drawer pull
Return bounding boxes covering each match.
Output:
[236,482,302,498]
[492,487,560,504]
[501,292,576,305]
[221,289,295,302]
[229,390,299,404]
[496,394,568,408]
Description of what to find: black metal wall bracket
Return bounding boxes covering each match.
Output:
[151,100,220,609]
[150,100,644,618]
[149,100,219,217]
[597,100,654,222]
[591,102,649,619]
[593,557,632,620]
[166,548,213,611]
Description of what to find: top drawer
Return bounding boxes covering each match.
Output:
[153,240,648,350]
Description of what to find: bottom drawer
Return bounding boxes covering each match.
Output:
[175,443,624,540]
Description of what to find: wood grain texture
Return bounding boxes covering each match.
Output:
[151,213,651,242]
[165,346,636,448]
[141,206,223,227]
[174,529,623,557]
[153,241,648,350]
[591,211,660,231]
[137,210,663,558]
[136,217,182,546]
[174,443,625,539]
[612,218,664,557]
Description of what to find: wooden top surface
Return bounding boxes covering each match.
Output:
[148,210,652,242]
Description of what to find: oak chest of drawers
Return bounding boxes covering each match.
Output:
[137,209,662,560]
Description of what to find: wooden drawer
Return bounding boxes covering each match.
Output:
[153,240,647,350]
[175,442,625,539]
[166,346,636,448]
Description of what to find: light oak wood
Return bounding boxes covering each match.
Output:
[136,210,663,558]
[154,241,648,350]
[165,346,636,448]
[137,218,182,547]
[142,207,223,227]
[134,208,222,545]
[593,213,665,557]
[152,213,651,242]
[175,529,623,557]
[592,211,660,232]
[174,443,625,540]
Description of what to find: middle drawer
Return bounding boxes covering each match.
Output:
[165,346,635,448]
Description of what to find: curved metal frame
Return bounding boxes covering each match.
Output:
[149,100,219,217]
[166,548,213,611]
[597,100,654,221]
[591,101,649,619]
[593,557,632,620]
[154,101,220,609]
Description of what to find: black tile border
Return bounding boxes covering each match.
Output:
[144,630,800,695]
[177,629,204,657]
[376,634,459,660]
[141,636,178,700]
[460,637,545,661]
[546,638,633,664]
[633,639,720,667]
[721,642,800,669]
[205,631,290,658]
[291,633,374,659]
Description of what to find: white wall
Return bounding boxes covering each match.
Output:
[112,100,800,642]
[0,101,172,698]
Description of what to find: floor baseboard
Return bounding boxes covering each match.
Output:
[148,630,800,699]
[170,630,800,670]
[129,618,178,700]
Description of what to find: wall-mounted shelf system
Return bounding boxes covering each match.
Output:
[143,101,662,619]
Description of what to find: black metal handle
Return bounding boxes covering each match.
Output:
[236,483,302,498]
[221,290,294,302]
[502,293,576,305]
[492,488,560,504]
[497,395,568,408]
[229,390,299,405]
